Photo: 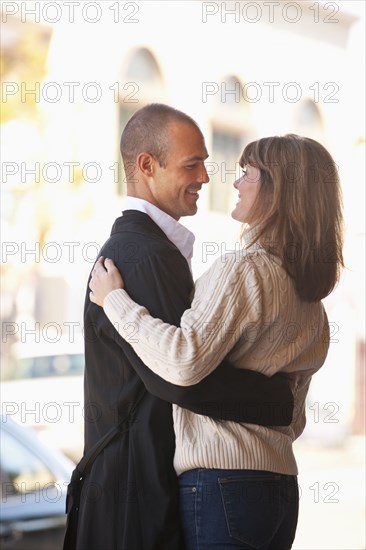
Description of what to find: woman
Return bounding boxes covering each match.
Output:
[89,134,344,549]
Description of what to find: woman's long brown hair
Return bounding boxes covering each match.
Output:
[241,134,344,302]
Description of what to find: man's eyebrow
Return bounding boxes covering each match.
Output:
[182,154,209,162]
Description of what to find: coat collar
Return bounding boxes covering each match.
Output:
[120,197,195,264]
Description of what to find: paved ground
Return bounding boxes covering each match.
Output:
[292,436,365,550]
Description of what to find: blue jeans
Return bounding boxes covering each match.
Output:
[178,469,299,550]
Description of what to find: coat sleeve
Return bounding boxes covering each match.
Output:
[91,249,293,426]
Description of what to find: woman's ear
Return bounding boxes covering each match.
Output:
[137,153,154,177]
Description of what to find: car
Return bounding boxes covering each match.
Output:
[0,416,74,550]
[1,338,85,462]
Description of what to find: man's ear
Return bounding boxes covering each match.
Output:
[137,153,155,177]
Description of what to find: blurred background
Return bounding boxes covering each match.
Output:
[1,1,365,548]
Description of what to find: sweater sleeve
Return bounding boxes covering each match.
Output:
[104,254,264,386]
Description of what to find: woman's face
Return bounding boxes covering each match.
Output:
[231,164,262,223]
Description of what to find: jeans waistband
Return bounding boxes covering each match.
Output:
[179,468,297,484]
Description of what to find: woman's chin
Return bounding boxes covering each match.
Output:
[231,209,243,222]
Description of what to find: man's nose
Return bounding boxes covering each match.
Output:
[200,164,210,184]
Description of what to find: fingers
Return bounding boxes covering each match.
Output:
[89,277,95,293]
[88,256,122,306]
[92,257,116,274]
[104,258,117,273]
[93,257,106,274]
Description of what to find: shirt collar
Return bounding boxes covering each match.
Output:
[242,224,261,249]
[121,197,195,263]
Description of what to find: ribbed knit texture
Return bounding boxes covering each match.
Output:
[104,241,329,476]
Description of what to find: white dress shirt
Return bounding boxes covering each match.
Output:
[121,197,195,265]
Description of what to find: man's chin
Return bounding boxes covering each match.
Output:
[184,205,198,217]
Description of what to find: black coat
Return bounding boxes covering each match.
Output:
[74,211,293,550]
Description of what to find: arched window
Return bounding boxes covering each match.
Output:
[125,47,163,85]
[295,99,323,140]
[117,48,165,194]
[209,76,250,213]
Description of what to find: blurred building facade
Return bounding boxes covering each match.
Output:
[1,1,365,438]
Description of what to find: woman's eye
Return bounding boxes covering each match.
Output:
[241,168,247,176]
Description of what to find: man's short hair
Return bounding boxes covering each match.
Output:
[120,103,201,176]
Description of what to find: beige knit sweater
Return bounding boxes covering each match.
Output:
[104,241,329,475]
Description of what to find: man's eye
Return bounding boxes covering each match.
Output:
[186,165,196,170]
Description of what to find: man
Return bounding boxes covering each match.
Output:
[66,104,293,550]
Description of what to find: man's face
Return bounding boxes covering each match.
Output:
[149,121,209,220]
